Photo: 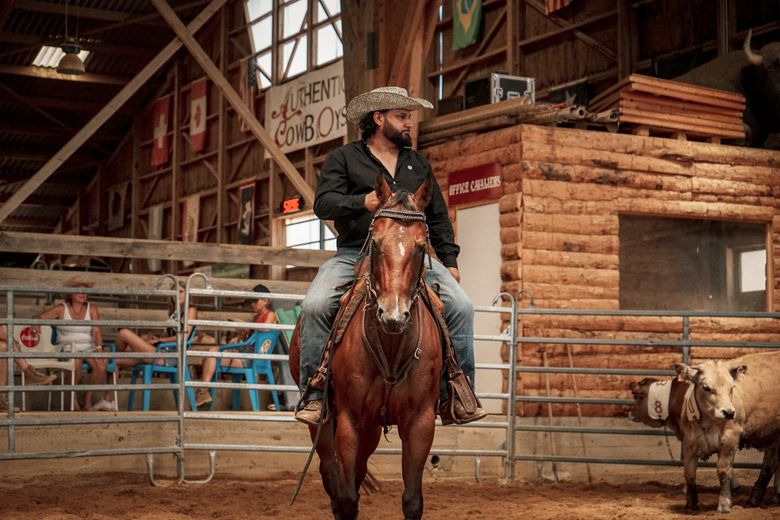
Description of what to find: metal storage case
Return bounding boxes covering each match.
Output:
[464,73,536,109]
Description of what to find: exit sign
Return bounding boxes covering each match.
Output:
[281,195,305,214]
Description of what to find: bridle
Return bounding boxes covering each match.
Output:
[362,206,430,312]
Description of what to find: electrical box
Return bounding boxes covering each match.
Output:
[464,73,536,109]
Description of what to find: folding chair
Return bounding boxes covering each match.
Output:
[213,330,280,411]
[12,325,77,411]
[127,331,198,411]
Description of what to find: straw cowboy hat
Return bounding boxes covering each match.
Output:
[63,275,95,288]
[346,86,433,123]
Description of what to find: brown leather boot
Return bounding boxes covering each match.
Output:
[439,398,487,426]
[23,366,57,386]
[0,394,20,413]
[295,400,323,426]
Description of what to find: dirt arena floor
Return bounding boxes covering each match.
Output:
[0,472,778,519]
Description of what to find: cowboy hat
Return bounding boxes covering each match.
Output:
[346,86,433,123]
[63,275,94,288]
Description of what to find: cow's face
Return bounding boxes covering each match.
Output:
[675,361,747,421]
[628,378,665,427]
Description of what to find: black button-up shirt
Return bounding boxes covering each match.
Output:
[314,140,460,268]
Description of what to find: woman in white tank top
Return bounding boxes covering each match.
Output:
[36,276,108,411]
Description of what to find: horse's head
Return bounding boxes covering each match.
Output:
[367,174,432,334]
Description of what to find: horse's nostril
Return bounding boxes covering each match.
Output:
[403,311,411,321]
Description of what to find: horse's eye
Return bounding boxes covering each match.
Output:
[701,384,711,393]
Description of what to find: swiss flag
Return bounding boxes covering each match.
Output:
[151,95,170,167]
[190,78,207,152]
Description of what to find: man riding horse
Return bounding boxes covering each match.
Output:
[295,86,486,427]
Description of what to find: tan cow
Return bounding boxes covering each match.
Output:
[629,376,780,509]
[629,350,780,512]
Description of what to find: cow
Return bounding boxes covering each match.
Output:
[674,30,780,148]
[628,351,780,513]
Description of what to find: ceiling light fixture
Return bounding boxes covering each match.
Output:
[57,0,85,75]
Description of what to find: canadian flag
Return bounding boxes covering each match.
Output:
[190,78,207,152]
[545,0,575,15]
[151,95,170,167]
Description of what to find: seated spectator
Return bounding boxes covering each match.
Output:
[197,284,278,408]
[34,276,109,411]
[0,324,58,412]
[109,282,200,408]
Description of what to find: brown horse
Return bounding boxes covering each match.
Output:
[290,175,442,520]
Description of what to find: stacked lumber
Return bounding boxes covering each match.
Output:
[419,97,559,146]
[588,74,745,141]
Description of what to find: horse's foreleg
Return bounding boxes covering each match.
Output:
[355,426,382,493]
[311,423,346,518]
[399,413,436,520]
[332,415,361,520]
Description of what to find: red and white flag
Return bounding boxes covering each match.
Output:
[151,95,170,167]
[190,78,207,152]
[239,57,257,133]
[546,0,575,15]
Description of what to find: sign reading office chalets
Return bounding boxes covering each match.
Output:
[264,60,346,154]
[447,163,503,206]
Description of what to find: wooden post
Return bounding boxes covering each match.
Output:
[216,8,227,244]
[617,0,632,79]
[170,61,181,274]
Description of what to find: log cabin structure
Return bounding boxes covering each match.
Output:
[1,0,780,418]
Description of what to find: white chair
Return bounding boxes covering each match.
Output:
[11,325,77,411]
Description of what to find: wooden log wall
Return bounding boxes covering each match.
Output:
[422,123,780,417]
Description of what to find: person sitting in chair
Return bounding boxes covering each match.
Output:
[295,86,486,426]
[0,324,58,413]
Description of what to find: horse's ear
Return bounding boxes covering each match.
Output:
[375,173,393,207]
[413,175,433,209]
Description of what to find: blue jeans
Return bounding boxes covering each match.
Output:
[299,248,475,400]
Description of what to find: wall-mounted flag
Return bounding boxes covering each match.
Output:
[181,194,200,243]
[190,78,207,152]
[151,95,170,167]
[453,0,481,51]
[545,0,575,15]
[239,58,257,133]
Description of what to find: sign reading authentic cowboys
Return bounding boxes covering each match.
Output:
[453,0,482,50]
[447,162,502,206]
[264,60,346,154]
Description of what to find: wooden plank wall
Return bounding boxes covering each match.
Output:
[422,124,780,417]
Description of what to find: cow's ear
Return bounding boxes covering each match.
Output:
[675,363,698,383]
[730,364,747,380]
[375,173,393,208]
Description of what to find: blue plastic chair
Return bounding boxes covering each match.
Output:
[214,330,280,412]
[127,331,198,411]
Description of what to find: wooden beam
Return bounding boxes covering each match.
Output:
[0,0,229,226]
[0,193,71,209]
[0,31,158,59]
[15,0,133,22]
[525,0,617,62]
[0,94,138,116]
[0,122,124,142]
[0,267,309,295]
[150,0,315,209]
[0,64,129,85]
[0,231,334,268]
[0,217,60,228]
[387,1,425,86]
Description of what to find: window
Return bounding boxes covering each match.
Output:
[245,0,342,87]
[285,213,336,251]
[619,216,767,311]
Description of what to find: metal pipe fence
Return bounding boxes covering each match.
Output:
[2,274,779,482]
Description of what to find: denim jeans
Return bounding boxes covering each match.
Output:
[299,247,475,400]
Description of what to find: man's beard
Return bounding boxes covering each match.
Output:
[383,124,412,148]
